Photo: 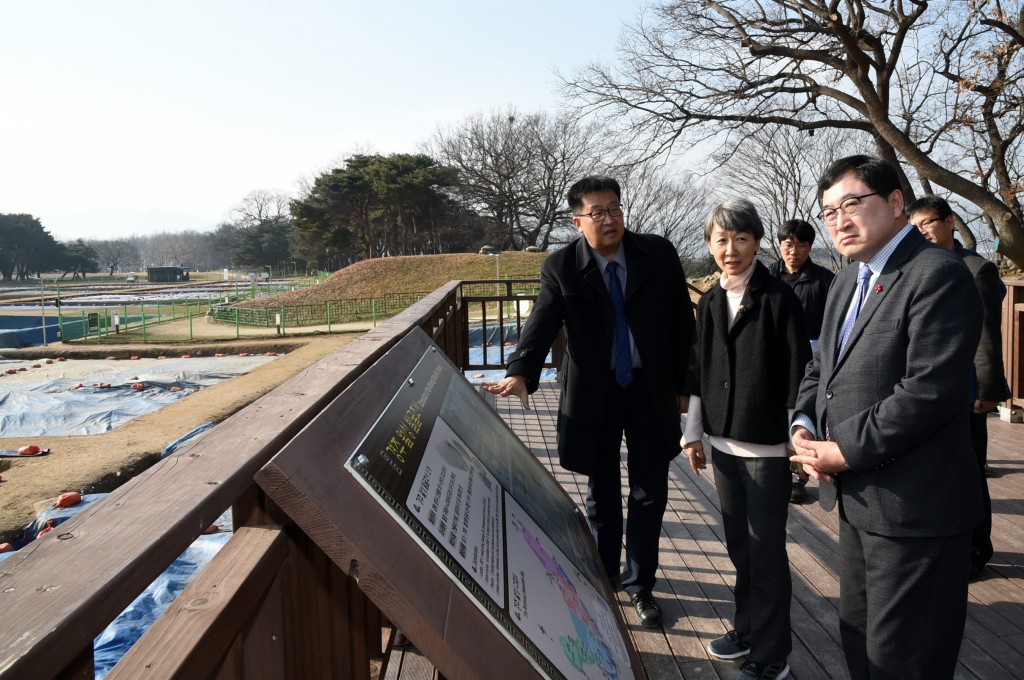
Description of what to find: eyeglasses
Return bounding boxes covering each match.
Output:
[576,204,624,222]
[818,192,880,225]
[912,216,945,230]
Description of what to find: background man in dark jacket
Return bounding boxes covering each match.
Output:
[768,218,835,504]
[907,195,1009,579]
[483,176,695,629]
[768,218,835,347]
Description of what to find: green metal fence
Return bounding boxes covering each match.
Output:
[206,292,431,328]
[57,298,217,342]
[54,279,543,343]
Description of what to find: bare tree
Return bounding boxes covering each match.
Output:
[146,231,204,268]
[88,238,141,276]
[229,189,292,228]
[614,162,711,262]
[429,107,608,251]
[562,0,1024,267]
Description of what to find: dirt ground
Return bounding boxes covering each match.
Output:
[0,327,361,543]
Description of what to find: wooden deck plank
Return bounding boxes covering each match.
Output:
[493,383,1024,680]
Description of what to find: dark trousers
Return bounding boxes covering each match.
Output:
[970,411,993,567]
[839,521,971,679]
[711,448,792,663]
[585,370,671,597]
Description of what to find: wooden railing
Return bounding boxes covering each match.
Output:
[0,281,466,680]
[1003,280,1024,411]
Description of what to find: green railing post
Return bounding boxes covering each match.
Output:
[327,301,332,332]
[80,310,86,340]
[157,301,162,324]
[372,299,377,327]
[141,303,147,342]
[171,300,176,320]
[235,308,240,340]
[188,310,193,342]
[280,306,286,336]
[123,304,129,331]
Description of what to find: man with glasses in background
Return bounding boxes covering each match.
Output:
[907,195,1009,581]
[790,156,982,679]
[483,176,695,629]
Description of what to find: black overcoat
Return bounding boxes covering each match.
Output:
[506,231,695,475]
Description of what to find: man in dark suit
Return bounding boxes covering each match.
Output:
[483,176,695,628]
[790,156,982,679]
[907,195,1009,579]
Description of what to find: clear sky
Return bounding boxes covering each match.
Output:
[0,1,648,241]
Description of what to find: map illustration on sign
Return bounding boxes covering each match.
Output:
[506,495,628,680]
[344,342,634,680]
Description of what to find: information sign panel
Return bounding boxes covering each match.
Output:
[344,340,634,680]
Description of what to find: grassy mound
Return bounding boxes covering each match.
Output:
[242,251,550,308]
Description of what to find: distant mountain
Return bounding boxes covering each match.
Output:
[42,208,220,241]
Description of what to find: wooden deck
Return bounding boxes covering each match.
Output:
[489,383,1024,680]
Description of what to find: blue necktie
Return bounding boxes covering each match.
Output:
[837,264,873,358]
[606,261,633,388]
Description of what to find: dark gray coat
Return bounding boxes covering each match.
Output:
[796,229,983,537]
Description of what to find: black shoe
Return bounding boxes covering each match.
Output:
[789,481,807,504]
[737,659,790,680]
[708,630,751,659]
[970,557,989,582]
[630,591,662,628]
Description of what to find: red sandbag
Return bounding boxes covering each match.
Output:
[0,543,13,553]
[54,492,82,508]
[36,519,57,538]
[19,445,41,456]
[131,383,146,391]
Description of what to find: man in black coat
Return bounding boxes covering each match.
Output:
[907,195,1009,579]
[483,176,695,628]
